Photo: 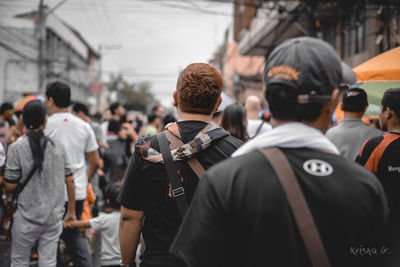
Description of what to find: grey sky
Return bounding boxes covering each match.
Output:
[0,0,233,107]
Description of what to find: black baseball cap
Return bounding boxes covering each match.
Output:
[341,88,368,113]
[264,37,342,104]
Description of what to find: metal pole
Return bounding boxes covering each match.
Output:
[37,0,45,93]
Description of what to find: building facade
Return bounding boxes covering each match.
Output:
[0,8,102,107]
[232,0,400,98]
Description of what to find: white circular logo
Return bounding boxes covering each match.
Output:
[303,159,333,176]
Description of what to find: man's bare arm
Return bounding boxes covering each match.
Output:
[86,150,100,180]
[63,175,76,226]
[120,206,144,265]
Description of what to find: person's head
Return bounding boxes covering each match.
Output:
[162,113,176,127]
[118,123,131,140]
[244,95,262,118]
[105,183,121,210]
[45,82,71,113]
[379,87,400,132]
[110,102,125,117]
[108,119,121,134]
[221,103,247,142]
[174,63,223,116]
[72,102,89,121]
[92,112,103,123]
[341,88,368,117]
[152,105,165,117]
[0,102,14,120]
[147,113,161,127]
[23,100,47,130]
[264,37,343,133]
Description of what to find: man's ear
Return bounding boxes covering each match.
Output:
[363,104,369,113]
[387,108,394,120]
[328,88,340,114]
[213,95,222,113]
[173,91,178,107]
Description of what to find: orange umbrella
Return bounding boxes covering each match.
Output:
[353,47,400,82]
[14,94,44,112]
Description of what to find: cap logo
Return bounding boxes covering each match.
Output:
[267,65,299,81]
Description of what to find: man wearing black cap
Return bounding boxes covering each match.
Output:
[326,88,382,160]
[170,37,388,267]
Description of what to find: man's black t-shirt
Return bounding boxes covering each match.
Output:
[118,121,242,267]
[171,148,388,267]
[356,132,400,266]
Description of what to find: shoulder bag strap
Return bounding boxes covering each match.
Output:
[157,132,188,219]
[14,163,40,198]
[250,121,264,139]
[165,130,205,178]
[260,147,331,267]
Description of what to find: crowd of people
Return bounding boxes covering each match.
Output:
[0,36,399,267]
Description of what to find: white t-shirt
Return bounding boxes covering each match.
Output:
[90,211,121,266]
[246,119,272,139]
[0,142,5,166]
[45,112,98,200]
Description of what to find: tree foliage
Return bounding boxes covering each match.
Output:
[107,74,158,113]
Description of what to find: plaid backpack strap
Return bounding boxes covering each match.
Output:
[165,123,206,178]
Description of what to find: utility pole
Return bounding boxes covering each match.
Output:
[37,0,45,93]
[36,0,68,93]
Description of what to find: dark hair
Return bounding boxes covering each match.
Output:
[45,82,71,108]
[0,103,13,115]
[147,113,160,124]
[152,105,162,113]
[163,113,176,126]
[72,102,89,116]
[108,119,121,133]
[382,88,400,119]
[23,100,49,172]
[109,102,121,115]
[92,112,102,122]
[23,100,47,129]
[176,63,223,115]
[266,84,324,122]
[106,183,121,209]
[221,103,247,142]
[341,88,368,113]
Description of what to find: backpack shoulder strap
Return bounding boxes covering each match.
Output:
[157,132,188,218]
[260,147,331,267]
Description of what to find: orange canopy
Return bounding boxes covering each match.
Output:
[353,47,400,81]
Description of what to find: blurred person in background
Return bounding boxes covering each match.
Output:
[4,100,76,267]
[152,105,165,118]
[142,114,161,136]
[0,103,15,147]
[73,102,104,148]
[221,103,248,142]
[66,183,122,267]
[103,120,135,185]
[44,81,99,267]
[107,103,126,143]
[326,88,382,160]
[244,95,272,139]
[161,113,177,131]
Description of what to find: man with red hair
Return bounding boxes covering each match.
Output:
[118,63,242,267]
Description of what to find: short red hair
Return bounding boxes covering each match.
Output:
[176,63,223,115]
